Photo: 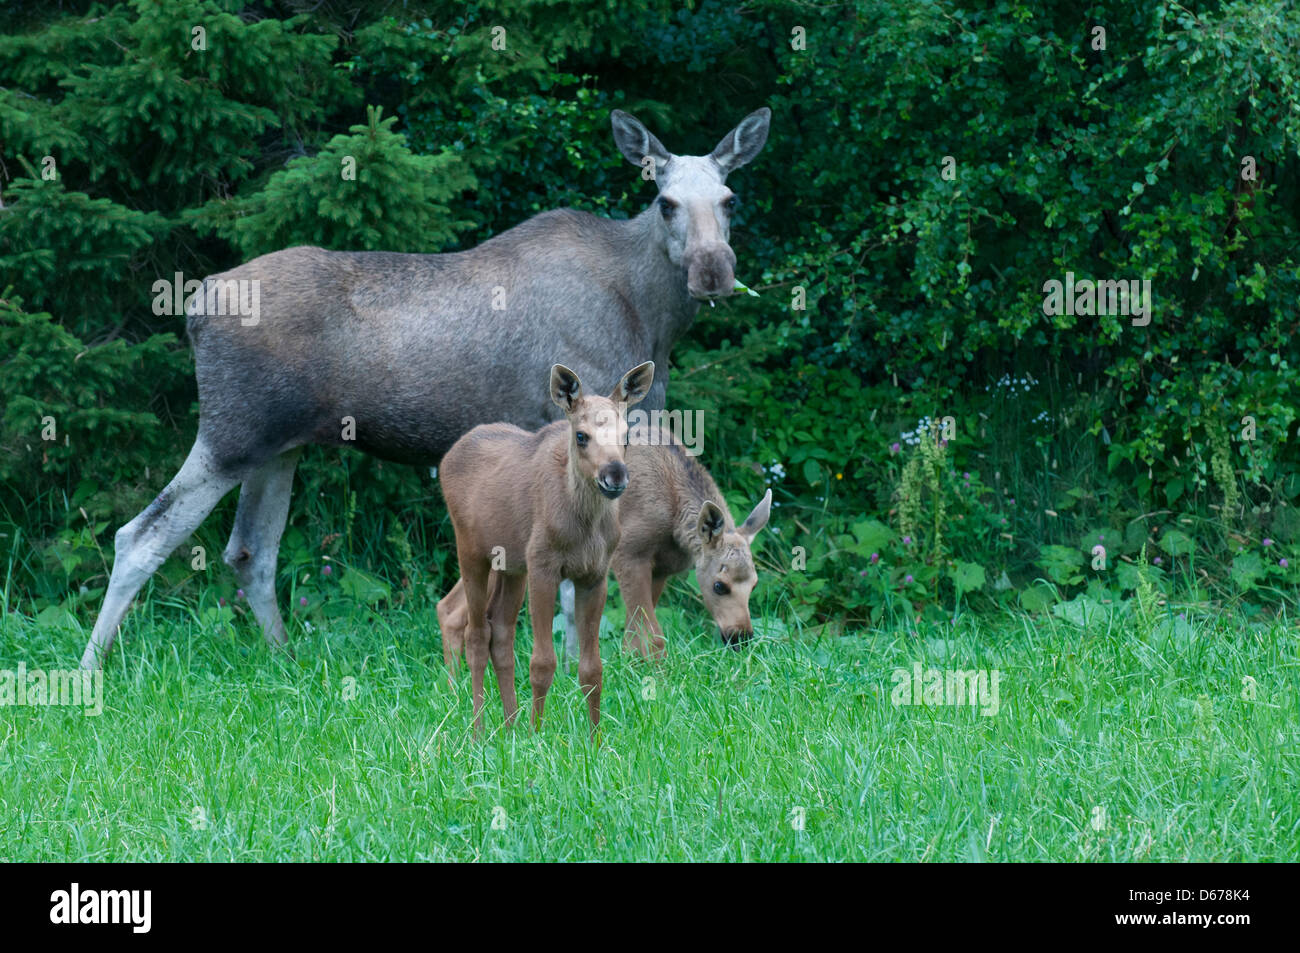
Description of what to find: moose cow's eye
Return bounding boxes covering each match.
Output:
[576,432,589,448]
[723,195,737,211]
[713,581,730,596]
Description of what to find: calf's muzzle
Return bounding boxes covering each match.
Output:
[597,462,629,499]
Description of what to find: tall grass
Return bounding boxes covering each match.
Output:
[1,585,1295,861]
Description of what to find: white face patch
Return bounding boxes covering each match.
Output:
[660,155,729,196]
[655,156,734,266]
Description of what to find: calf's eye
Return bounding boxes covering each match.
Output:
[576,432,589,447]
[713,581,730,596]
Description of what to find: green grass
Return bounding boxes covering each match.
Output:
[1,591,1297,861]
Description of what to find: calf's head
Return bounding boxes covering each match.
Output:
[550,361,655,499]
[611,107,771,301]
[694,489,773,644]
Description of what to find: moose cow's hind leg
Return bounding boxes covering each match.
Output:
[80,437,244,669]
[223,447,302,649]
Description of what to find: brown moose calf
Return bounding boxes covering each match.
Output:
[439,361,654,734]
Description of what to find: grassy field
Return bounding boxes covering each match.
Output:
[1,589,1297,861]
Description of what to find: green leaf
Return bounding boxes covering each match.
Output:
[339,568,391,606]
[850,519,895,555]
[1051,594,1108,628]
[949,561,986,597]
[1019,583,1057,613]
[1230,551,1264,591]
[1156,529,1195,556]
[1116,561,1147,591]
[35,604,81,632]
[1037,545,1085,585]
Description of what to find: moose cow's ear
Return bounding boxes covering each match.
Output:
[611,110,673,175]
[612,361,655,407]
[739,488,772,541]
[710,107,772,176]
[697,501,726,547]
[550,364,582,412]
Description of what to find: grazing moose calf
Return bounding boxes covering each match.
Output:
[439,362,653,734]
[439,422,773,663]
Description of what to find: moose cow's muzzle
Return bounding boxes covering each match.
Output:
[686,244,737,300]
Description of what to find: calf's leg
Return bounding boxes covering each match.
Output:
[574,577,608,732]
[489,573,527,726]
[527,569,560,728]
[619,565,665,658]
[459,555,493,736]
[436,577,468,688]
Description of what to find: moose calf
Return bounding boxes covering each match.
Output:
[439,362,653,734]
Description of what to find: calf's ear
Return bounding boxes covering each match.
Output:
[612,361,655,406]
[697,501,726,547]
[550,364,582,412]
[739,488,772,541]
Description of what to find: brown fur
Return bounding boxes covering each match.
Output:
[439,362,653,734]
[438,421,772,666]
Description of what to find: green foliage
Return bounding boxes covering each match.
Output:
[191,105,477,257]
[0,177,169,339]
[0,292,185,507]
